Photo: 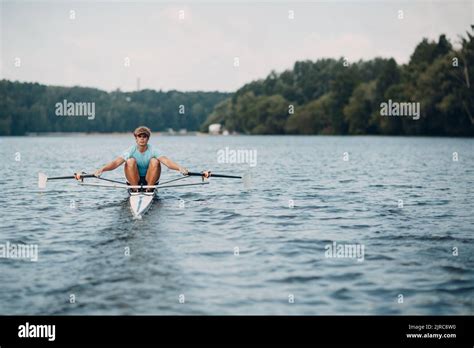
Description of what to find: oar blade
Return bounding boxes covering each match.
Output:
[38,172,48,189]
[242,172,253,188]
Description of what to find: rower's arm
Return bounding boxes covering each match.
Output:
[158,156,185,172]
[98,157,125,173]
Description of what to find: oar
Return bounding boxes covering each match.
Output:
[187,172,242,179]
[38,172,96,189]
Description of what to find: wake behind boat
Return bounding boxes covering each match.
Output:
[38,171,241,219]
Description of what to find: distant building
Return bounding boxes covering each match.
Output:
[208,123,221,135]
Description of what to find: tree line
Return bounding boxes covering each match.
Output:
[203,27,474,136]
[1,27,473,136]
[0,82,229,135]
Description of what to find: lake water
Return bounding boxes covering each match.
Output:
[0,135,473,314]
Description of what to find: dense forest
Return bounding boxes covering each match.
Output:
[204,27,474,136]
[1,27,473,136]
[0,82,229,135]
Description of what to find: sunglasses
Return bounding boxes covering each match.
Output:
[136,134,149,139]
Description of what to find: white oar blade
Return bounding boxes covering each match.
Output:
[38,172,48,189]
[242,172,253,189]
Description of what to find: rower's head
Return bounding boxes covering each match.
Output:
[134,126,151,146]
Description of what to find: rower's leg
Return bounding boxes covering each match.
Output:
[124,158,140,188]
[145,158,161,189]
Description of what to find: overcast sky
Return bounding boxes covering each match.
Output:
[1,0,473,92]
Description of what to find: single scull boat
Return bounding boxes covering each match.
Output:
[38,171,241,219]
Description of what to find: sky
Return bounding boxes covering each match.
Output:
[1,0,473,92]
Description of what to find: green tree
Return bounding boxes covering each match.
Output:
[343,81,376,134]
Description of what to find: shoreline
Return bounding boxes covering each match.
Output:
[3,133,471,139]
[20,131,210,137]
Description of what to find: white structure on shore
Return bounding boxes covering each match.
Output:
[208,123,221,135]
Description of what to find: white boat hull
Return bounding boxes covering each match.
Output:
[129,190,156,218]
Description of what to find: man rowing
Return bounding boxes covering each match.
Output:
[74,126,209,191]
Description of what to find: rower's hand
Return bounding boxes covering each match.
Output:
[94,169,103,178]
[74,172,88,181]
[179,167,189,176]
[202,170,211,179]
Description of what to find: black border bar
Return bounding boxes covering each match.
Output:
[0,315,472,346]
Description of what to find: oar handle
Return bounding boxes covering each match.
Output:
[187,172,242,179]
